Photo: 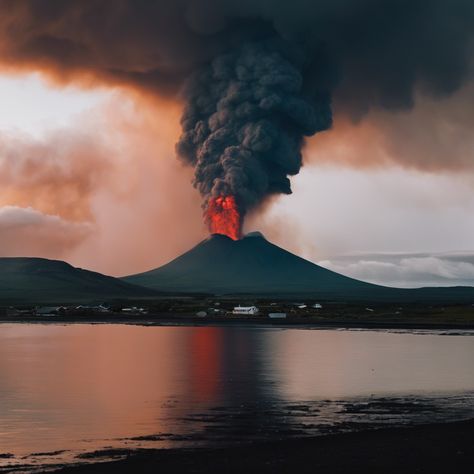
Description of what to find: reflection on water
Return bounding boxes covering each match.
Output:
[0,324,473,470]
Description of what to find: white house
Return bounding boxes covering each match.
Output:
[232,305,259,315]
[122,306,147,314]
[313,303,323,309]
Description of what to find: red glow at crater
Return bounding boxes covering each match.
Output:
[206,196,241,240]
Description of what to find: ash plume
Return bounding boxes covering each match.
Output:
[0,0,473,229]
[176,39,332,218]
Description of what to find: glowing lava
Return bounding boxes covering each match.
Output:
[206,196,241,240]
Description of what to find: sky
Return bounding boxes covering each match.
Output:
[0,1,473,288]
[0,72,472,287]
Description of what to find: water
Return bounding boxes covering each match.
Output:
[0,324,473,471]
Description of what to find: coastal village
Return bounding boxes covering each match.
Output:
[2,299,472,327]
[2,301,325,319]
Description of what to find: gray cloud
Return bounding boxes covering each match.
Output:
[319,252,474,288]
[1,0,471,112]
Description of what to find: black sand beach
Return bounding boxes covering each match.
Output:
[55,419,474,474]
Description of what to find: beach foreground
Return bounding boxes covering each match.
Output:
[57,419,474,474]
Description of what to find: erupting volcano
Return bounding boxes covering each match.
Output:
[176,40,331,238]
[206,196,241,240]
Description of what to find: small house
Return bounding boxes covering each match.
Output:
[122,306,147,314]
[232,305,259,315]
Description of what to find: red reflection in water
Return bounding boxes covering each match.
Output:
[189,327,222,402]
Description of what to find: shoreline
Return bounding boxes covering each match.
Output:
[51,418,474,473]
[0,315,474,330]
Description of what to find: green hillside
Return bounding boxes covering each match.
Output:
[0,257,156,304]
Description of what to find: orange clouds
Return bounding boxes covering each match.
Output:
[0,205,90,259]
[0,90,205,275]
[307,85,474,172]
[71,92,206,276]
[0,130,111,220]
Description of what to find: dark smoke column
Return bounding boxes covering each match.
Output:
[176,39,332,239]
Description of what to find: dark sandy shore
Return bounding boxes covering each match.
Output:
[54,419,474,474]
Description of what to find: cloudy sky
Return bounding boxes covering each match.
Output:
[0,1,473,288]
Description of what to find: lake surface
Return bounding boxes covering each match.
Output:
[0,324,473,470]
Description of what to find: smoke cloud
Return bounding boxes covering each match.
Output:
[1,1,472,108]
[0,206,91,258]
[306,84,474,172]
[0,0,473,233]
[176,39,331,217]
[0,130,110,220]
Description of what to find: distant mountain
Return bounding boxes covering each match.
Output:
[0,257,156,304]
[123,233,474,301]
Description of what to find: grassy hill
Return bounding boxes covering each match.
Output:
[0,257,157,304]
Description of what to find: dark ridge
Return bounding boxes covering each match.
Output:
[0,257,158,304]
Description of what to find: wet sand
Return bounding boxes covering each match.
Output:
[54,419,474,474]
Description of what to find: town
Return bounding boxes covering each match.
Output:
[1,299,473,329]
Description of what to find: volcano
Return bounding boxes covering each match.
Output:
[123,233,474,301]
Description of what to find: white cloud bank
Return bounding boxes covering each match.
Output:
[318,254,474,288]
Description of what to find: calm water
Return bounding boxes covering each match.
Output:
[0,324,473,470]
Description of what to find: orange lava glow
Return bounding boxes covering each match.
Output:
[206,196,241,240]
